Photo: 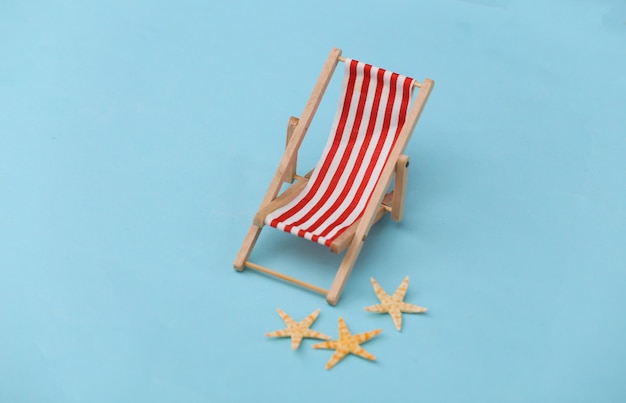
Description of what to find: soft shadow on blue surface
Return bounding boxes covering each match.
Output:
[1,0,625,402]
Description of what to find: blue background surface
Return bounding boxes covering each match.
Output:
[1,0,625,401]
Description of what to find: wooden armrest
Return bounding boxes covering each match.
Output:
[284,116,300,184]
[391,154,409,222]
[329,193,394,253]
[253,169,313,227]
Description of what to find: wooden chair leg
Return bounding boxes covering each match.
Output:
[327,154,409,301]
[233,225,262,271]
[326,234,365,305]
[391,154,409,222]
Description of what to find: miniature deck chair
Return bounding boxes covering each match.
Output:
[234,48,434,305]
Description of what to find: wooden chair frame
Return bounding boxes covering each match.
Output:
[233,48,434,305]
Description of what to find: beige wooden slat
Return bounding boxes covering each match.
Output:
[284,116,300,184]
[391,154,409,222]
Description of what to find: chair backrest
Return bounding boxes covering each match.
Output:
[265,58,415,246]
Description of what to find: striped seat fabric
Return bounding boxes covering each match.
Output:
[265,58,415,247]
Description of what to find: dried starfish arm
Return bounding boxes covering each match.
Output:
[265,328,292,338]
[391,276,410,301]
[398,302,427,313]
[278,308,299,327]
[363,303,389,312]
[354,329,383,344]
[389,307,403,331]
[351,345,376,361]
[370,277,392,301]
[300,309,320,328]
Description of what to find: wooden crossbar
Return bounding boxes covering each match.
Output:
[337,55,422,88]
[244,261,329,296]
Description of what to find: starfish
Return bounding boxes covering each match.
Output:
[312,317,382,370]
[265,308,331,350]
[364,276,427,331]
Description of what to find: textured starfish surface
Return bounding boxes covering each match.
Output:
[363,276,427,331]
[265,308,330,350]
[312,317,382,370]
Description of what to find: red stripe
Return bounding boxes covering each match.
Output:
[269,60,359,229]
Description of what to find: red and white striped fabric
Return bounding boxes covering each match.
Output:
[266,58,415,247]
